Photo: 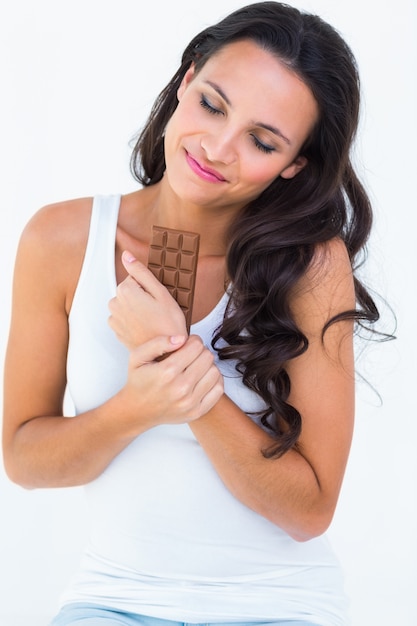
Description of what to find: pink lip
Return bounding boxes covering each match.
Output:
[185,151,226,183]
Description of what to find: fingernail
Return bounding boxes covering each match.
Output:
[170,335,185,345]
[123,250,137,263]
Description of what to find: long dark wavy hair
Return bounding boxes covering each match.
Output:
[131,2,383,457]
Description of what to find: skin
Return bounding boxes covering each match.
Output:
[2,40,355,542]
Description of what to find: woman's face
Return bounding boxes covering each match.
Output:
[164,39,319,213]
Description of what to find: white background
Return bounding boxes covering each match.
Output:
[0,1,416,625]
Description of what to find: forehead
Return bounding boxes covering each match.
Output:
[204,39,282,71]
[199,40,301,93]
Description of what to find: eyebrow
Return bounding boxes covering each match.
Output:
[204,80,292,146]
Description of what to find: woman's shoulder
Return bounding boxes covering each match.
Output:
[304,237,353,290]
[21,196,94,252]
[311,236,351,270]
[15,197,95,311]
[291,237,355,336]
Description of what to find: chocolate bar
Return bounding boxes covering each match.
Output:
[147,226,200,333]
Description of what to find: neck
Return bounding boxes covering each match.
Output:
[142,180,238,257]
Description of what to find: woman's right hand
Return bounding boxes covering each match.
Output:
[118,334,224,435]
[108,252,187,350]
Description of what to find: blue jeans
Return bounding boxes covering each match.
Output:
[49,603,321,626]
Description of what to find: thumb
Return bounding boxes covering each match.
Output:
[130,334,187,367]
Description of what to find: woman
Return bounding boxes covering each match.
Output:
[2,2,380,625]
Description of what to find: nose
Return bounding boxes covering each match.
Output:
[200,129,237,165]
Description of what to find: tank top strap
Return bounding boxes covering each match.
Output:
[69,194,121,321]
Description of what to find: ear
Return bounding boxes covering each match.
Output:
[177,63,196,101]
[280,155,308,179]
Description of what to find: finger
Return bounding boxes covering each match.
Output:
[121,250,162,297]
[130,335,187,367]
[192,356,222,393]
[188,352,221,401]
[108,295,121,315]
[198,379,224,417]
[107,296,127,332]
[182,352,223,418]
[170,339,216,391]
[116,275,147,303]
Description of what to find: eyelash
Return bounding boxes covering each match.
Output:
[251,135,275,154]
[200,95,222,116]
[199,96,275,155]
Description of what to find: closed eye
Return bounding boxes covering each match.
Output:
[200,95,223,115]
[251,134,275,154]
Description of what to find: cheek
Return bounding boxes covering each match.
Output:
[164,105,195,157]
[242,160,280,188]
[163,111,185,163]
[169,95,197,130]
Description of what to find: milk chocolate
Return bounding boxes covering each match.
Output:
[148,226,200,333]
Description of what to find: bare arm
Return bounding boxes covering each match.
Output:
[189,239,355,541]
[2,201,222,489]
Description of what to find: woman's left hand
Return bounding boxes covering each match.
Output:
[108,251,187,350]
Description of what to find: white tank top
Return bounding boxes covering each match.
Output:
[63,195,349,625]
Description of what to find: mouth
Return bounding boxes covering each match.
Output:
[185,151,227,183]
